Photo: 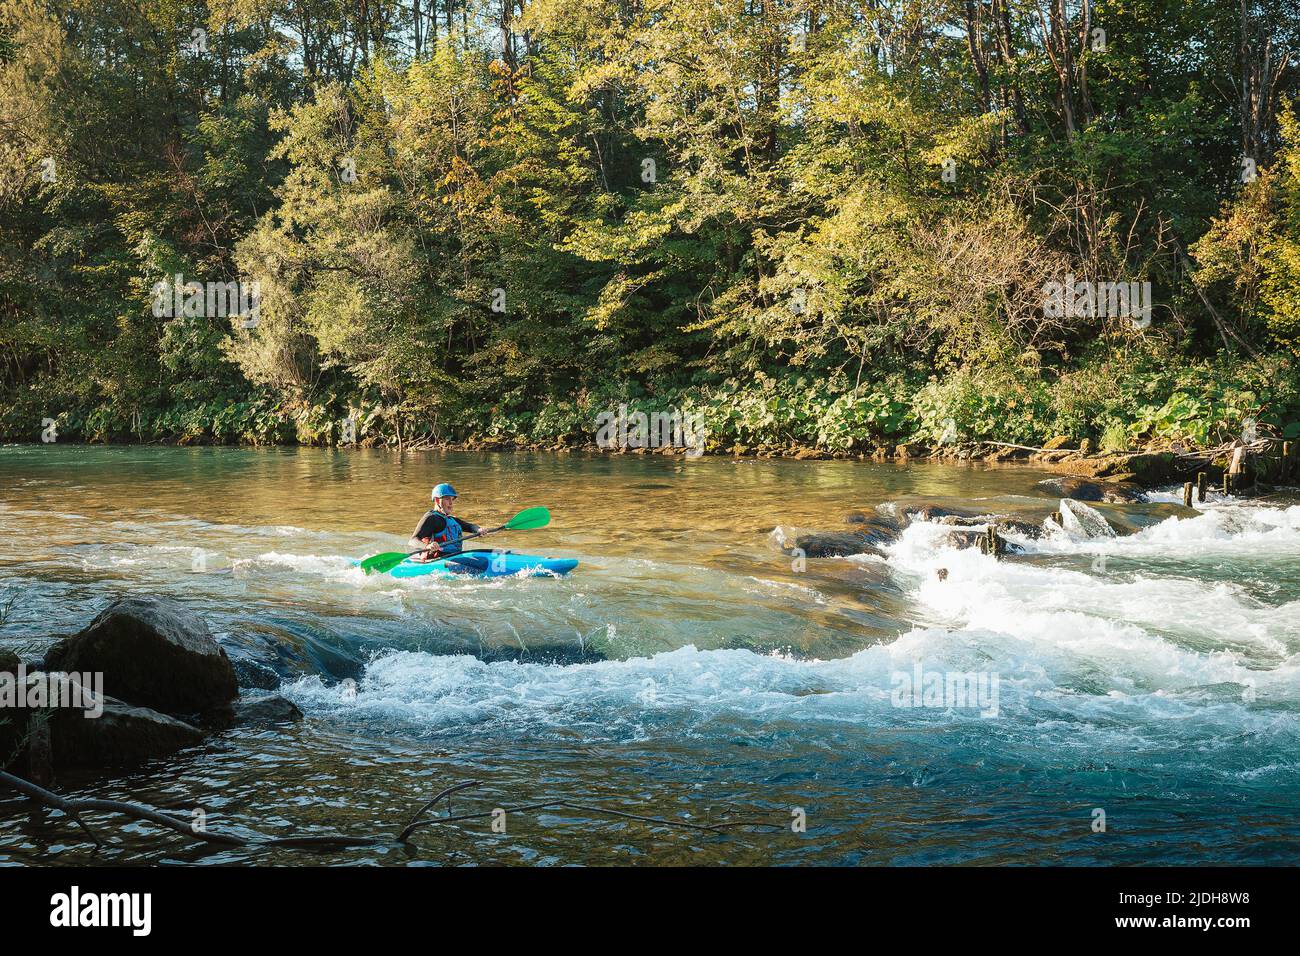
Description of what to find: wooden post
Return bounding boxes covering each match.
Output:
[1223,472,1232,496]
[1284,441,1293,482]
[1183,482,1193,507]
[1196,471,1207,502]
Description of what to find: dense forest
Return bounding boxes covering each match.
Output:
[1,0,1299,452]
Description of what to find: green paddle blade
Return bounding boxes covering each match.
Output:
[359,551,412,575]
[504,506,550,530]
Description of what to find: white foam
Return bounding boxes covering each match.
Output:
[1034,502,1300,559]
[885,502,1300,681]
[232,552,360,577]
[281,625,1295,766]
[283,642,942,736]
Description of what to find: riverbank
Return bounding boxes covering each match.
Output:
[5,349,1297,468]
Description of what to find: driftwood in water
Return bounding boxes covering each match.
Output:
[0,769,383,850]
[0,769,785,857]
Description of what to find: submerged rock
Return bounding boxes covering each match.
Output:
[226,691,304,727]
[900,503,969,523]
[794,530,891,558]
[1037,476,1146,503]
[792,515,899,557]
[794,532,876,557]
[44,596,238,717]
[878,498,986,526]
[993,518,1045,539]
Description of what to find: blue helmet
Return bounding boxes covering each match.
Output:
[432,482,458,499]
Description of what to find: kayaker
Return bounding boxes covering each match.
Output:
[408,483,482,560]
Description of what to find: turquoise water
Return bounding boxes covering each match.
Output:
[1,445,1298,864]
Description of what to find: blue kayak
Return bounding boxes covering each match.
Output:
[384,549,578,579]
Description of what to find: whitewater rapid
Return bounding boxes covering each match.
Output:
[281,493,1300,789]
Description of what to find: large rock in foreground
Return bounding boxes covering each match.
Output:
[48,691,204,768]
[44,597,238,717]
[3,673,203,771]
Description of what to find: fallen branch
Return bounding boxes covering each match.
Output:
[0,769,384,850]
[974,437,1288,467]
[1169,437,1277,463]
[3,770,789,856]
[398,779,484,841]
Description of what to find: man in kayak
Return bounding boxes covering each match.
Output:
[408,483,482,560]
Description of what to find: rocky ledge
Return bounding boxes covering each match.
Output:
[777,469,1204,564]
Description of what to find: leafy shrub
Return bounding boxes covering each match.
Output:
[1099,421,1129,452]
[912,369,1053,445]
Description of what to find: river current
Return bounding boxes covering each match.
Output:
[1,445,1297,865]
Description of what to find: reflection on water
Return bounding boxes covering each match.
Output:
[1,445,1298,865]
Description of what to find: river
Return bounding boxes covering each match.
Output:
[1,444,1298,865]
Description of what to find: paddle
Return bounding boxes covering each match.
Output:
[359,506,551,575]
